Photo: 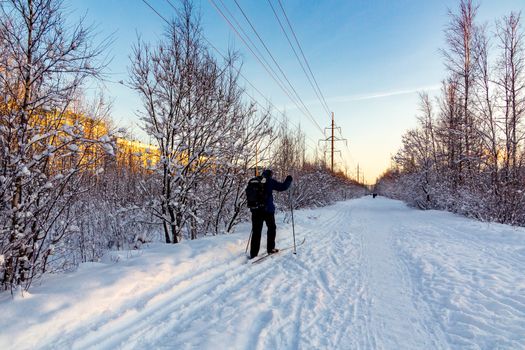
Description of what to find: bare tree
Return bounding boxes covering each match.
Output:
[379,3,525,225]
[436,78,462,189]
[205,105,273,235]
[130,1,272,242]
[0,0,110,290]
[442,0,481,181]
[391,93,440,208]
[496,12,525,181]
[472,23,500,191]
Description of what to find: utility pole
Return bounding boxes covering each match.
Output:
[255,144,259,176]
[331,112,335,172]
[319,112,347,173]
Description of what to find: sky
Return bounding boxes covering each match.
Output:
[68,0,524,184]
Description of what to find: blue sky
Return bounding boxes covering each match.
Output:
[68,0,524,183]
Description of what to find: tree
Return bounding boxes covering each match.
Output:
[130,1,272,242]
[472,23,499,192]
[204,106,273,235]
[379,2,525,225]
[436,78,462,190]
[495,12,525,224]
[0,0,110,290]
[442,0,481,182]
[496,12,525,182]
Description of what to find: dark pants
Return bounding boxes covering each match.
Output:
[250,210,276,258]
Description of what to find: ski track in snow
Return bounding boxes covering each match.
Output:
[1,197,524,349]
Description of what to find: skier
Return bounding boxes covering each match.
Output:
[249,169,292,259]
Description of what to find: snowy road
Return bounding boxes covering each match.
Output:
[1,197,524,349]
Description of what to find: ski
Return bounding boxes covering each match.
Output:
[250,238,305,264]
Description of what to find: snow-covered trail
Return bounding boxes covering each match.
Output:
[1,197,524,349]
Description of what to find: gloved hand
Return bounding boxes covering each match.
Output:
[286,175,293,182]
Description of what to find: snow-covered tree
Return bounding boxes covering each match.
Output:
[0,0,110,290]
[130,1,273,242]
[378,1,525,226]
[442,0,483,182]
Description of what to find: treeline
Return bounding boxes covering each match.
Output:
[0,0,364,291]
[376,0,525,225]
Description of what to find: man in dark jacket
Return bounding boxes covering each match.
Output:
[250,169,293,259]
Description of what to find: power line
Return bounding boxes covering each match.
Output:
[163,0,323,147]
[140,0,170,25]
[229,0,322,131]
[140,0,320,151]
[209,0,324,135]
[275,0,355,176]
[243,85,318,152]
[276,0,332,116]
[163,0,319,149]
[266,0,331,117]
[230,0,323,132]
[211,0,310,125]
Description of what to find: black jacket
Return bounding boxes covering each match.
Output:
[259,170,292,213]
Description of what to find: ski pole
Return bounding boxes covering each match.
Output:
[289,187,296,254]
[245,229,252,255]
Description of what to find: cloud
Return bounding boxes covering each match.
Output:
[327,84,441,103]
[280,84,441,111]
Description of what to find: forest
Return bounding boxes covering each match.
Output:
[0,0,364,291]
[376,0,525,226]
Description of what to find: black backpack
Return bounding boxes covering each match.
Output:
[245,176,267,209]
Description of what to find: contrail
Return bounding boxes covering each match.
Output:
[280,84,441,111]
[328,84,441,103]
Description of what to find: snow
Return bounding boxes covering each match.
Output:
[68,144,79,152]
[99,135,111,143]
[0,197,524,349]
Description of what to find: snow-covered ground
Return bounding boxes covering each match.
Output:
[1,197,524,349]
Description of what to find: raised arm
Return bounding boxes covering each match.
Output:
[271,175,293,192]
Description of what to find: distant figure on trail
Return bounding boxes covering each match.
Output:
[246,169,292,259]
[373,193,378,198]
